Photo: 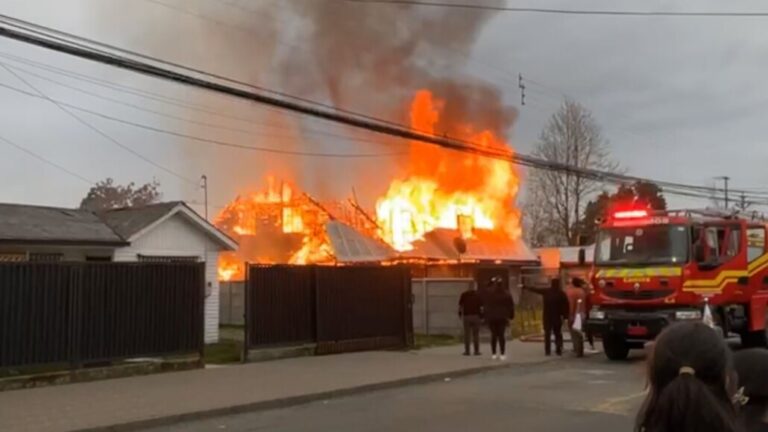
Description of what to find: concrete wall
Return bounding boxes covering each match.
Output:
[114,213,222,343]
[220,281,245,326]
[412,278,474,336]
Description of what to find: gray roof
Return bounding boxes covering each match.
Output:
[99,201,182,240]
[404,228,539,263]
[325,221,395,263]
[0,203,125,245]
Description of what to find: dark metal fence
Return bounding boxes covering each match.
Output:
[0,263,204,369]
[246,265,412,354]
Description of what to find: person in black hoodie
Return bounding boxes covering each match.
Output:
[484,277,515,361]
[524,277,570,356]
[458,283,483,356]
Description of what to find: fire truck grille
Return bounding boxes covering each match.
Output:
[604,289,675,301]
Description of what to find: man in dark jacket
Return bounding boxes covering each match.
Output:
[484,277,515,360]
[458,282,483,356]
[524,277,570,356]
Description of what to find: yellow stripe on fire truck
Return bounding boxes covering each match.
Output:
[595,267,682,278]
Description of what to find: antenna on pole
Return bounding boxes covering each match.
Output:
[518,73,526,106]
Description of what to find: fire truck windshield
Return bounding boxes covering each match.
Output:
[595,224,689,266]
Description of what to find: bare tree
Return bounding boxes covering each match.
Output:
[80,178,161,212]
[526,100,620,246]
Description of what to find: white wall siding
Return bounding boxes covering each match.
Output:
[113,213,223,343]
[204,250,220,343]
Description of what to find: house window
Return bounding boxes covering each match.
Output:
[138,255,199,263]
[29,253,63,262]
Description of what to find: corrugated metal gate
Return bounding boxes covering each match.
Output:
[0,262,204,369]
[246,265,413,354]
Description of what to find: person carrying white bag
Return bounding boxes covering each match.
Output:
[565,279,586,357]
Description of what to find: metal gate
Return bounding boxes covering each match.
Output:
[245,265,412,354]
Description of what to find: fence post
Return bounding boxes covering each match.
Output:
[241,262,250,363]
[404,267,414,348]
[423,278,429,336]
[312,265,320,346]
[68,264,83,371]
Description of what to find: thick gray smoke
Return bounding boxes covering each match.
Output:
[277,1,514,129]
[90,0,515,203]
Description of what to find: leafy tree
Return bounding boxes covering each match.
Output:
[80,178,161,212]
[575,181,667,244]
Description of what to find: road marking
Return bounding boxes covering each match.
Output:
[591,390,648,415]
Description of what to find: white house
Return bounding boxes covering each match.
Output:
[0,201,237,343]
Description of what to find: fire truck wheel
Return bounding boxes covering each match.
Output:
[603,335,630,361]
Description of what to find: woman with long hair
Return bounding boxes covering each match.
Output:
[734,348,768,431]
[636,321,741,432]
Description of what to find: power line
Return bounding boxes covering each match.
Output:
[349,1,768,17]
[0,60,403,147]
[2,16,767,201]
[0,132,93,185]
[0,81,406,158]
[0,13,421,134]
[0,64,201,187]
[0,50,416,149]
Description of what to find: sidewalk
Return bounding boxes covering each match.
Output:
[0,342,560,432]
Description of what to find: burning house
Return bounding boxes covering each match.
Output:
[214,90,538,296]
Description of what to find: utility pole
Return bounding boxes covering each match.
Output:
[200,175,208,221]
[716,176,730,209]
[518,73,526,106]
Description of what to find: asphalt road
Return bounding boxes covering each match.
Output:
[146,352,648,432]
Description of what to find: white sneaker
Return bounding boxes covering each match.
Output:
[500,355,507,361]
[491,354,498,360]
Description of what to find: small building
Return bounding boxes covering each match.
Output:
[0,201,237,343]
[535,244,595,284]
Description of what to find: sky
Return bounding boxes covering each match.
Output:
[1,0,768,216]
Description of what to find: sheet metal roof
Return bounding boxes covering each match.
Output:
[325,221,395,263]
[403,228,538,263]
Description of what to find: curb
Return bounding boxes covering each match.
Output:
[74,360,553,432]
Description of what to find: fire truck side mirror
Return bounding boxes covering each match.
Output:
[578,248,586,266]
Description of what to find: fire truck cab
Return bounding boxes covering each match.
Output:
[585,208,768,360]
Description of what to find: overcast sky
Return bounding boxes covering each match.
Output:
[1,0,768,215]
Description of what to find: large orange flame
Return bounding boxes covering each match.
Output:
[376,90,521,251]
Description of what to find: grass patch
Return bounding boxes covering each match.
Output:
[204,339,242,364]
[414,334,462,349]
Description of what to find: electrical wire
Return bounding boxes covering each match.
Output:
[0,132,94,185]
[348,1,768,17]
[0,81,407,159]
[0,64,201,187]
[2,16,768,201]
[0,60,401,147]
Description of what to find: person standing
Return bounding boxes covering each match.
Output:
[484,276,515,361]
[458,282,483,356]
[564,278,587,357]
[524,278,570,356]
[572,277,597,353]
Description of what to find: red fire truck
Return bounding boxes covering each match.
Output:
[584,207,768,360]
